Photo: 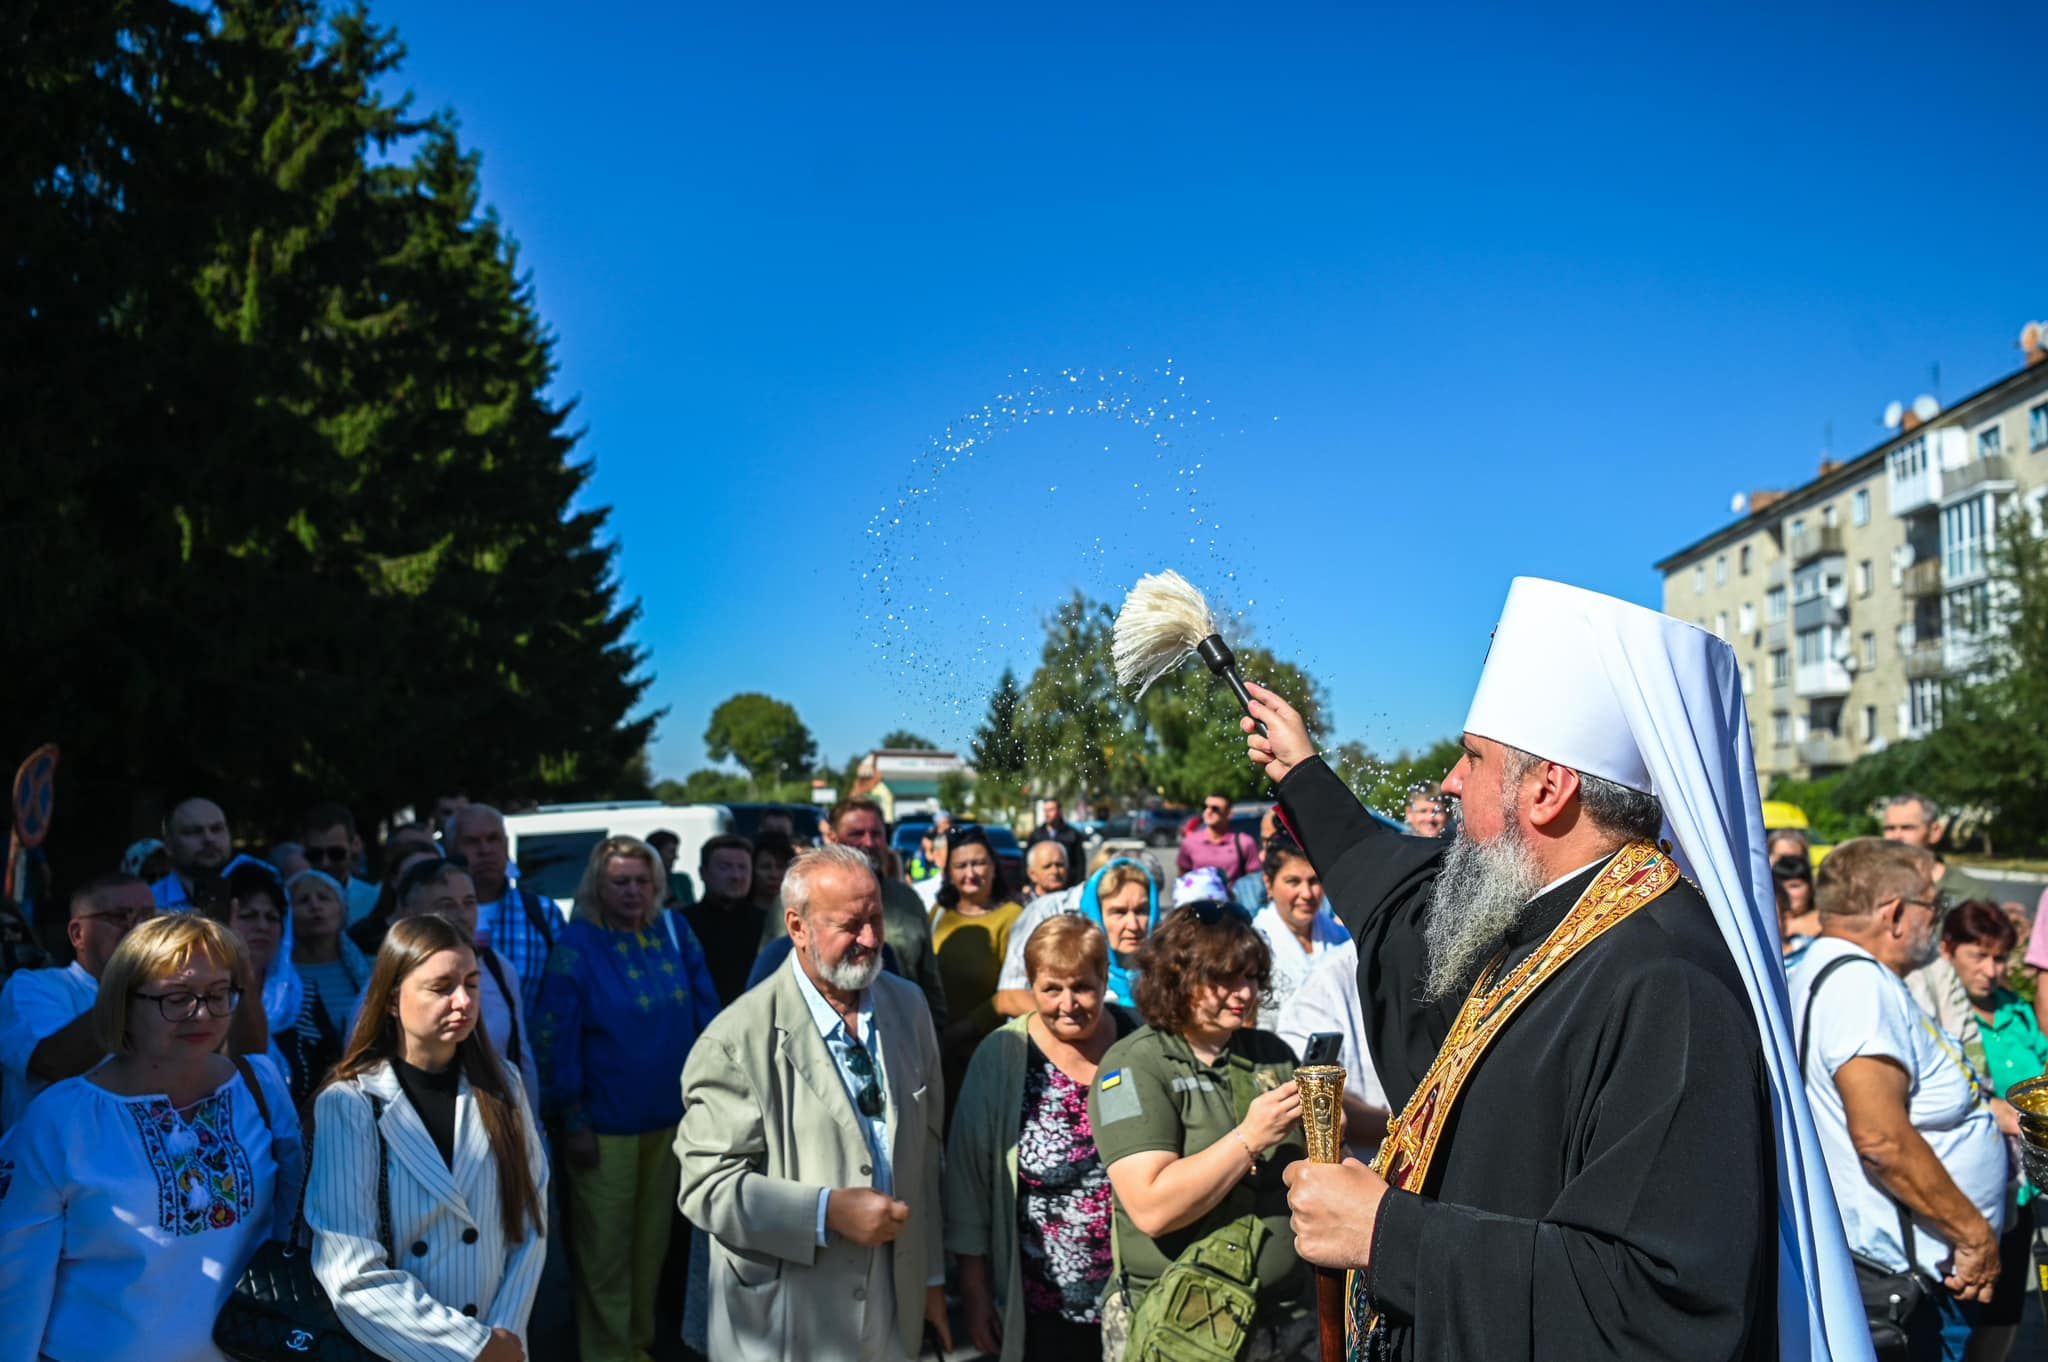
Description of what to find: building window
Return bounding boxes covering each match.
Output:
[1790,516,1806,543]
[1739,545,1752,575]
[2032,402,2048,451]
[1942,495,1992,580]
[1979,424,2004,459]
[1861,705,1878,743]
[1738,602,1756,634]
[1823,503,1838,529]
[1767,586,1787,622]
[1861,631,1876,668]
[1715,555,1728,586]
[1742,663,1755,696]
[1796,628,1826,666]
[1852,489,1871,527]
[1910,677,1942,732]
[1693,565,1705,595]
[1771,649,1790,686]
[1714,611,1728,639]
[1772,711,1791,746]
[1950,582,1993,637]
[1856,560,1873,597]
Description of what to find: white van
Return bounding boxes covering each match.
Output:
[503,802,729,905]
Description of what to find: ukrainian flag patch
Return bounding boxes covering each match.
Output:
[1097,1068,1142,1123]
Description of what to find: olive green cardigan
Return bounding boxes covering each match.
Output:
[942,1010,1132,1362]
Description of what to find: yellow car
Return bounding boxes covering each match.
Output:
[1762,801,1831,866]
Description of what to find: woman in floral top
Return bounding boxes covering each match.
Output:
[538,835,720,1362]
[946,915,1132,1362]
[0,914,299,1362]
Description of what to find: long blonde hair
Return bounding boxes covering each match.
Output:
[325,916,540,1242]
[570,834,668,926]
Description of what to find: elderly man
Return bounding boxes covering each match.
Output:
[1026,797,1086,882]
[454,802,565,1014]
[677,844,949,1362]
[0,874,154,1129]
[1022,839,1070,901]
[1252,578,1866,1362]
[1881,793,2002,906]
[1792,838,2007,1356]
[767,799,947,1029]
[153,795,233,911]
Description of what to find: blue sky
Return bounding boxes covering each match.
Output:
[379,1,2046,783]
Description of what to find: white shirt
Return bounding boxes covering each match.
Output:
[0,1057,300,1362]
[1273,940,1390,1126]
[1252,904,1350,1016]
[995,887,1084,993]
[0,963,98,1132]
[1789,937,2008,1277]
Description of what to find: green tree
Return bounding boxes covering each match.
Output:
[705,694,817,791]
[970,667,1029,777]
[1,1,655,881]
[657,769,754,805]
[879,730,936,751]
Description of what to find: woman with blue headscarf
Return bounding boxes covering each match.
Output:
[282,868,371,1100]
[208,857,356,1104]
[993,858,1162,1019]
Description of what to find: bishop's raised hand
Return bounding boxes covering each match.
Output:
[1241,681,1316,783]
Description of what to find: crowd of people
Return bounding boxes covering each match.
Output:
[2,755,2045,1362]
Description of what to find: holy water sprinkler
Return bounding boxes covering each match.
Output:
[1111,570,1265,733]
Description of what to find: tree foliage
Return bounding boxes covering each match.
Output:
[704,694,816,788]
[1008,593,1328,807]
[2,1,654,882]
[1329,738,1467,823]
[878,730,936,751]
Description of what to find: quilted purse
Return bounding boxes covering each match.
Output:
[215,1059,392,1361]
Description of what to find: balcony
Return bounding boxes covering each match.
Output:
[1902,640,1945,679]
[1793,592,1847,634]
[1794,658,1853,699]
[1799,733,1853,770]
[1788,524,1844,564]
[1763,618,1789,651]
[1940,454,2013,502]
[1902,558,1942,598]
[1765,557,1789,589]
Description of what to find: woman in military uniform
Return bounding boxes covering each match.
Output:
[1088,900,1312,1362]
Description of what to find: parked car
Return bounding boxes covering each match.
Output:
[504,802,727,904]
[1131,805,1192,848]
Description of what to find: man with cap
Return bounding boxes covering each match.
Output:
[1245,578,1868,1362]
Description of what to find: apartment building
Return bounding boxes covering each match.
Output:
[1655,331,2048,785]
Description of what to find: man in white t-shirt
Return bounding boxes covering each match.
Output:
[0,873,155,1130]
[1789,836,2008,1353]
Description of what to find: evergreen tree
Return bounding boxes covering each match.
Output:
[969,667,1028,777]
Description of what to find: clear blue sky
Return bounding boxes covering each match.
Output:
[378,1,2046,784]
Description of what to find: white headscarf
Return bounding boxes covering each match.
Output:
[1464,577,1871,1362]
[222,855,302,1036]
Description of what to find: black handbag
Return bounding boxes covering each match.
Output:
[215,1058,393,1362]
[1799,956,1940,1362]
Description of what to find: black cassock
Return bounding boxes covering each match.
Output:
[1278,756,1777,1362]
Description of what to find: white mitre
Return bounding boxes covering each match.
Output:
[1464,578,1872,1362]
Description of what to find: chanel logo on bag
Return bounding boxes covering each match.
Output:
[285,1329,315,1352]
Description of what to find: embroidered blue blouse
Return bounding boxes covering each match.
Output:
[536,910,722,1136]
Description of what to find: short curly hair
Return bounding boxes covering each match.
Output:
[1133,907,1272,1036]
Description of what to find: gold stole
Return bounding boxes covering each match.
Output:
[1348,841,1679,1353]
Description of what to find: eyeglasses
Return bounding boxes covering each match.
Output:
[1897,894,1942,914]
[78,907,155,930]
[1203,803,1230,814]
[302,845,351,866]
[841,1040,884,1118]
[1185,901,1252,925]
[131,987,243,1021]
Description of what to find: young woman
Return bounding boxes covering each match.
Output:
[948,916,1134,1362]
[1248,836,1347,1015]
[307,914,546,1362]
[0,915,299,1362]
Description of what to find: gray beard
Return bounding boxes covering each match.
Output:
[814,945,884,994]
[1421,823,1547,1004]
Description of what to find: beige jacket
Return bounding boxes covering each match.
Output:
[676,958,944,1361]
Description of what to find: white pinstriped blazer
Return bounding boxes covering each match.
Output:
[307,1062,549,1362]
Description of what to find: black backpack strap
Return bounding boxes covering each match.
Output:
[1797,950,1920,1268]
[513,885,558,947]
[232,1053,272,1129]
[480,946,524,1066]
[366,1091,394,1267]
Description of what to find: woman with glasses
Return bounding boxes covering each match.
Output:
[1087,897,1311,1362]
[307,914,545,1362]
[930,826,1027,1120]
[948,916,1134,1362]
[537,834,720,1362]
[0,915,301,1362]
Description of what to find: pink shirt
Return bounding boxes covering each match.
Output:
[1176,827,1260,880]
